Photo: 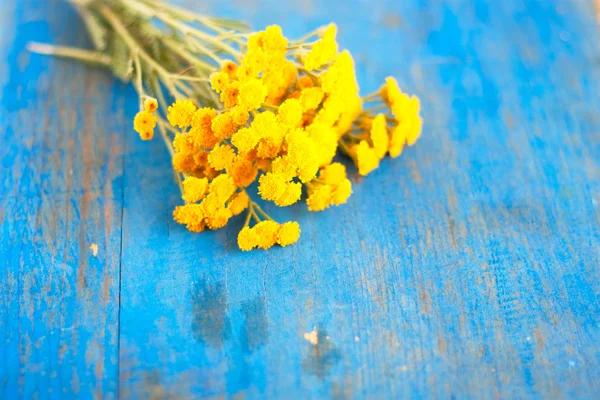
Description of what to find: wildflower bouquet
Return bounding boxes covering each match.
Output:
[30,0,422,251]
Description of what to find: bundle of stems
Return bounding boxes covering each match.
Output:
[28,0,251,187]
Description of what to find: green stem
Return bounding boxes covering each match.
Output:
[252,202,274,221]
[99,5,181,98]
[27,42,111,66]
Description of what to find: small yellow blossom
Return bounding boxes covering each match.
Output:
[370,114,389,159]
[200,193,222,217]
[271,156,297,181]
[228,157,258,187]
[277,221,301,246]
[231,127,260,153]
[389,125,405,158]
[307,184,333,211]
[228,191,249,215]
[168,99,197,128]
[319,162,346,185]
[211,112,237,139]
[220,81,240,108]
[297,75,314,89]
[139,131,153,141]
[210,71,230,93]
[262,25,288,53]
[300,87,324,110]
[206,207,232,230]
[331,179,352,205]
[275,181,302,207]
[231,106,249,126]
[303,24,338,71]
[238,79,267,111]
[133,111,157,135]
[277,98,303,128]
[182,176,209,203]
[143,98,158,113]
[173,204,205,232]
[191,107,217,132]
[354,140,379,176]
[254,220,280,249]
[209,174,237,202]
[380,76,402,105]
[238,226,259,251]
[258,172,287,201]
[222,60,237,76]
[208,144,236,171]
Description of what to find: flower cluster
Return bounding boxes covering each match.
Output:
[135,24,422,250]
[29,0,423,251]
[133,98,159,140]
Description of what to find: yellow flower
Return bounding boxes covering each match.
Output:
[380,76,403,105]
[228,191,249,215]
[370,114,389,159]
[211,112,237,139]
[331,179,352,205]
[307,123,338,167]
[210,71,230,93]
[300,87,324,110]
[388,125,405,158]
[303,24,338,71]
[172,152,196,173]
[139,130,153,141]
[271,156,297,180]
[220,81,240,108]
[354,140,379,176]
[252,111,283,145]
[254,220,280,249]
[258,172,287,201]
[297,75,314,89]
[277,221,301,246]
[209,174,237,203]
[277,98,303,128]
[168,99,197,128]
[190,126,220,150]
[182,176,209,203]
[262,25,288,53]
[231,106,249,126]
[231,127,260,153]
[191,107,217,132]
[275,181,302,207]
[228,157,258,187]
[222,60,237,75]
[287,129,319,183]
[319,162,347,185]
[238,79,267,111]
[406,97,422,146]
[200,193,221,217]
[133,111,157,134]
[238,226,259,251]
[143,98,158,113]
[173,203,205,232]
[208,144,236,171]
[307,184,333,211]
[206,207,232,230]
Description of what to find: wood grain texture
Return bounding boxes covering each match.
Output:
[2,0,600,398]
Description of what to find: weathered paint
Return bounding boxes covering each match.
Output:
[1,0,600,398]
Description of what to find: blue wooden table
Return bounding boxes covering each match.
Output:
[2,0,600,398]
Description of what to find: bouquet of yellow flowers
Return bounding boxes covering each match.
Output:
[29,0,422,251]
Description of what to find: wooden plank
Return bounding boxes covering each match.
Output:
[0,0,123,397]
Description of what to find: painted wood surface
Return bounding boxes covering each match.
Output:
[2,0,600,398]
